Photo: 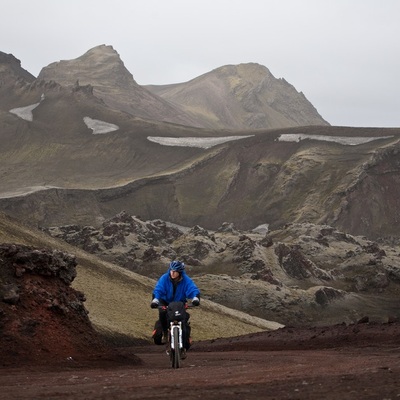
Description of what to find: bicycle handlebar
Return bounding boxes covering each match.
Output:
[155,302,199,310]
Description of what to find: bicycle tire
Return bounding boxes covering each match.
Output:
[171,326,181,368]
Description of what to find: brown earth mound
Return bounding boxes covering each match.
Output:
[0,243,140,367]
[194,318,400,352]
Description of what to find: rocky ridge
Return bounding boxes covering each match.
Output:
[0,51,35,84]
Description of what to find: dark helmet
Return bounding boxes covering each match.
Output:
[169,260,185,273]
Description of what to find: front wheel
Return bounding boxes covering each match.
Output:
[171,326,181,368]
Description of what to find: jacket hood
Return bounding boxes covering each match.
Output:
[167,266,186,276]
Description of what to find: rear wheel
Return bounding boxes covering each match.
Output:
[171,326,181,368]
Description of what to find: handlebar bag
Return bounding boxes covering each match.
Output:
[167,301,187,322]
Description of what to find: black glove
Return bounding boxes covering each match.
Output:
[150,298,160,309]
[192,296,200,306]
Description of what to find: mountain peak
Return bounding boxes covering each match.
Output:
[0,51,35,82]
[0,51,21,65]
[78,44,122,65]
[214,62,272,76]
[38,44,136,87]
[147,62,328,129]
[86,43,117,53]
[36,45,202,126]
[210,62,275,89]
[8,44,328,129]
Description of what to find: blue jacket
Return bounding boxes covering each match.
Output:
[153,267,200,304]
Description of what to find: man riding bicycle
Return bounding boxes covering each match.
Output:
[151,260,200,353]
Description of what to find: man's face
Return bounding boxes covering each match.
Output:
[170,270,180,280]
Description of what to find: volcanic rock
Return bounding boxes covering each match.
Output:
[43,215,400,327]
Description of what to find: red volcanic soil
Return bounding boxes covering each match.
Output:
[1,321,400,400]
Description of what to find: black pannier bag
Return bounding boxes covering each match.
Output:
[152,319,163,345]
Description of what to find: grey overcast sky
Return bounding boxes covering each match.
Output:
[1,0,399,128]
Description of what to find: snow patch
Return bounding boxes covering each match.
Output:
[0,185,60,199]
[9,94,45,121]
[83,117,119,134]
[252,224,269,234]
[277,133,393,146]
[147,135,254,149]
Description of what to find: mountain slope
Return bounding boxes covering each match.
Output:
[1,47,400,335]
[37,45,328,130]
[0,212,280,343]
[1,52,238,195]
[146,63,329,129]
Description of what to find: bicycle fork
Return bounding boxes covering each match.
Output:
[170,321,183,351]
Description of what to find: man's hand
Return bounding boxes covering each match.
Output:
[150,298,160,308]
[192,297,200,306]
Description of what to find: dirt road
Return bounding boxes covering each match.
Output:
[2,322,400,399]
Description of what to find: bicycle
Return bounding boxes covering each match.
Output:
[156,301,197,368]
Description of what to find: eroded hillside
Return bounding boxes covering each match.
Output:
[2,122,399,240]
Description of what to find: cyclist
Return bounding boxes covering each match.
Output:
[150,260,200,354]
